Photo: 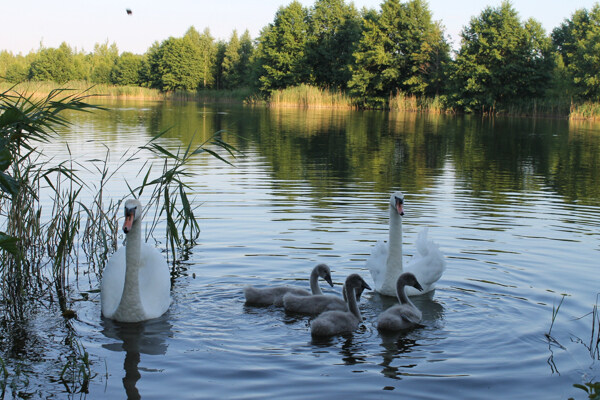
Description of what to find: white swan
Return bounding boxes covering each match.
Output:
[310,274,371,337]
[282,280,366,315]
[101,199,171,322]
[367,191,446,296]
[244,263,333,307]
[377,272,424,331]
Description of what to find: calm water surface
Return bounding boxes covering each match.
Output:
[23,102,600,398]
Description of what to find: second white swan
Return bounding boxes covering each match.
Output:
[367,191,446,296]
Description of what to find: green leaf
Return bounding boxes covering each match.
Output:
[0,232,20,256]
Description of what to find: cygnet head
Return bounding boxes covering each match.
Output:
[122,198,142,234]
[345,273,372,294]
[315,263,334,287]
[397,272,423,292]
[389,191,405,216]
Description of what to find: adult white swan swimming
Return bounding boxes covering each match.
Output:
[367,191,446,297]
[101,199,171,322]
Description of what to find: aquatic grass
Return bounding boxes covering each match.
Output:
[570,102,600,121]
[388,91,451,113]
[0,81,164,100]
[137,129,236,269]
[0,86,237,395]
[59,336,94,394]
[267,84,354,109]
[546,294,600,399]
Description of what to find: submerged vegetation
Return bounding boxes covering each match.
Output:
[3,0,600,117]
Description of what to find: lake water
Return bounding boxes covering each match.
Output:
[7,101,600,399]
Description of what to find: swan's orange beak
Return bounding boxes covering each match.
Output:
[395,197,404,216]
[123,211,135,234]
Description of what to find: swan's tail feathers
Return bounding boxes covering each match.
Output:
[366,240,388,292]
[415,227,434,257]
[406,228,446,294]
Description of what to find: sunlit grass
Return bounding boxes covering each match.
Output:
[0,81,164,100]
[388,90,449,113]
[570,101,600,121]
[266,84,355,109]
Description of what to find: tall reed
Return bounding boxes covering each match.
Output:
[267,84,354,109]
[0,85,236,392]
[388,90,448,113]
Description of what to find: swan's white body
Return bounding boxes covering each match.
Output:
[377,272,423,331]
[310,274,371,337]
[101,199,171,322]
[367,192,446,297]
[244,263,333,307]
[283,282,366,315]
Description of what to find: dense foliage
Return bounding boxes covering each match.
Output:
[1,0,600,111]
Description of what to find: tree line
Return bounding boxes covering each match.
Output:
[1,0,600,112]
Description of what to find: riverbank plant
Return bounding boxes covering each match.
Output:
[265,84,355,109]
[0,86,235,392]
[547,294,600,400]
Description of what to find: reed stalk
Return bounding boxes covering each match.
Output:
[267,84,354,109]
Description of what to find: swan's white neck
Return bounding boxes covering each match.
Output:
[347,286,361,321]
[113,217,146,321]
[309,269,323,295]
[386,207,403,270]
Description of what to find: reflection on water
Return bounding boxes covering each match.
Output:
[35,101,600,399]
[101,316,172,399]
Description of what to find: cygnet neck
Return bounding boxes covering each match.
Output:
[310,267,323,295]
[396,279,416,309]
[346,284,362,320]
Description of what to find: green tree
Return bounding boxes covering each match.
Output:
[306,0,362,90]
[450,1,554,111]
[89,41,119,84]
[349,0,449,106]
[222,30,242,89]
[140,41,162,88]
[552,4,600,100]
[213,41,227,90]
[29,43,76,83]
[255,1,310,94]
[185,27,218,89]
[0,51,31,83]
[157,36,201,91]
[110,52,143,85]
[238,30,255,87]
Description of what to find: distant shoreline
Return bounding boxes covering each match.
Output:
[3,81,599,121]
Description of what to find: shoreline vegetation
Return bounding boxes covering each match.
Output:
[2,81,599,120]
[3,1,600,120]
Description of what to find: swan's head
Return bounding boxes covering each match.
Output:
[345,274,372,293]
[397,272,423,292]
[123,199,143,234]
[389,191,405,216]
[315,263,334,287]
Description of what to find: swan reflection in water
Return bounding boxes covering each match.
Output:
[101,314,173,400]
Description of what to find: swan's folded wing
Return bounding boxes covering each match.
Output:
[139,243,171,318]
[101,247,127,317]
[366,240,388,291]
[405,229,446,294]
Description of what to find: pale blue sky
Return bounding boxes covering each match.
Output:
[1,0,597,55]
